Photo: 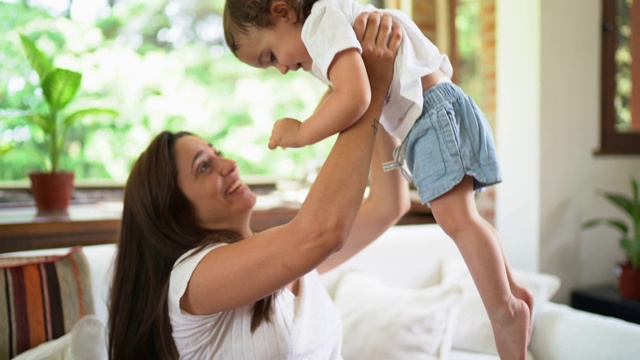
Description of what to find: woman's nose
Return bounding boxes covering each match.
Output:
[220,157,238,176]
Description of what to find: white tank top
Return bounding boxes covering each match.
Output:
[168,243,344,359]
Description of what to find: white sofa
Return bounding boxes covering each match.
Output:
[13,224,640,359]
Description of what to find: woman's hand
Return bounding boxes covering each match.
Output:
[354,12,402,95]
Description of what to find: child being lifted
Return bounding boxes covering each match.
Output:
[223,1,533,358]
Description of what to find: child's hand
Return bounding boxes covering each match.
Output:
[268,117,303,150]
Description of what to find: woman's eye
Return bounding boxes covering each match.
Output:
[215,150,224,157]
[198,161,211,173]
[270,53,276,63]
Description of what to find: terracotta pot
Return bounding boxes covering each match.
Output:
[28,171,74,214]
[617,262,640,300]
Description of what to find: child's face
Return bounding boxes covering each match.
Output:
[234,9,312,74]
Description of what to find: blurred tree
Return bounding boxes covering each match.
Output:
[0,0,328,183]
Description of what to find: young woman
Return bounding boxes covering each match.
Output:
[108,12,408,359]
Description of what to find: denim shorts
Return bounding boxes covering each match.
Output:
[402,82,502,205]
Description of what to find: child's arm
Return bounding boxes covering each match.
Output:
[268,48,371,150]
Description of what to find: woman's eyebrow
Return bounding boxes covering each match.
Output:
[191,150,205,171]
[190,143,215,171]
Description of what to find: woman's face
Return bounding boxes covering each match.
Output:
[174,135,257,230]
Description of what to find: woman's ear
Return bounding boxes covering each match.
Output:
[270,1,298,22]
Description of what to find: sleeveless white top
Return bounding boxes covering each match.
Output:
[168,243,343,359]
[302,0,453,141]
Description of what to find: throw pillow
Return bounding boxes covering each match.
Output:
[0,246,95,358]
[69,314,107,360]
[11,314,107,360]
[333,270,463,360]
[440,258,561,356]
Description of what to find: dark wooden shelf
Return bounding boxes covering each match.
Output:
[0,203,122,253]
[0,191,433,254]
[571,284,640,325]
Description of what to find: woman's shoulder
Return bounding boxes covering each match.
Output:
[170,244,227,291]
[173,243,227,275]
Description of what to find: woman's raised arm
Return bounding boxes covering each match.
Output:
[181,12,402,316]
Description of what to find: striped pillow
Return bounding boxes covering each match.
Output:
[0,246,95,358]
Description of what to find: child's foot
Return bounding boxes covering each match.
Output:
[512,284,534,342]
[492,296,531,360]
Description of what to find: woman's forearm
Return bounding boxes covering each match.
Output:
[294,91,383,247]
[366,127,410,224]
[289,11,401,262]
[316,115,409,273]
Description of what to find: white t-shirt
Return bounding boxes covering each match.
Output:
[301,0,453,141]
[168,243,343,359]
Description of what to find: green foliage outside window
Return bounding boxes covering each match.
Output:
[0,0,329,184]
[614,0,633,132]
[0,0,483,185]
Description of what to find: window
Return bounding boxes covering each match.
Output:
[0,0,488,189]
[600,0,640,154]
[0,0,329,185]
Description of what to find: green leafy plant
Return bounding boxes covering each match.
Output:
[8,33,118,173]
[582,177,640,268]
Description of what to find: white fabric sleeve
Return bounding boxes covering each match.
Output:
[169,243,227,316]
[302,2,362,85]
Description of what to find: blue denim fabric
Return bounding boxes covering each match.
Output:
[402,82,502,205]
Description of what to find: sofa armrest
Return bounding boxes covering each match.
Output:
[530,302,640,360]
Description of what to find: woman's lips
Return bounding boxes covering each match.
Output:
[225,178,244,195]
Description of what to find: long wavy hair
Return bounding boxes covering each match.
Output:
[108,131,275,359]
[223,0,319,54]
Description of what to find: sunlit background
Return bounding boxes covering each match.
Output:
[0,0,483,185]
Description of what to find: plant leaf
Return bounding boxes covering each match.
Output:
[601,191,634,217]
[64,108,119,128]
[631,178,640,225]
[18,33,53,82]
[582,218,628,235]
[0,143,13,157]
[42,68,82,112]
[25,113,54,134]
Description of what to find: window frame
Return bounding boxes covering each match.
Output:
[599,0,640,155]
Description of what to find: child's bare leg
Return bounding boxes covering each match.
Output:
[430,176,530,360]
[482,217,535,341]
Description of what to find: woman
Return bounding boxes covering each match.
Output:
[108,12,407,359]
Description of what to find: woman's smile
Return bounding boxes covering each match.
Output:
[225,178,246,195]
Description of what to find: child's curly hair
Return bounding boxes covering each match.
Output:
[223,0,318,55]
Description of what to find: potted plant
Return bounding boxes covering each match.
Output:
[7,33,118,214]
[582,177,640,300]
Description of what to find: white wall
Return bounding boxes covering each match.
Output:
[496,0,640,303]
[494,0,541,274]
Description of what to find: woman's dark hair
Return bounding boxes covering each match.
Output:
[223,0,319,55]
[108,131,275,359]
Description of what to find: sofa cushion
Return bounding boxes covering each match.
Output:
[12,314,107,360]
[441,258,560,357]
[0,246,95,358]
[333,270,463,360]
